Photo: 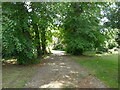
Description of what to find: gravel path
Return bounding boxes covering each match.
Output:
[25,50,108,88]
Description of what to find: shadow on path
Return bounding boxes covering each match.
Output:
[25,50,108,88]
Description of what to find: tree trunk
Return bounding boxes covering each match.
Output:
[33,24,41,57]
[41,29,47,55]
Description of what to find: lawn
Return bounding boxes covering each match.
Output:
[72,54,118,88]
[2,59,46,88]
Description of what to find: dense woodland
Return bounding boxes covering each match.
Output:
[2,2,120,65]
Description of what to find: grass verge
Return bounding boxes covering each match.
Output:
[72,54,118,88]
[2,58,46,88]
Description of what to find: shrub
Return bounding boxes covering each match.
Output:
[53,43,65,50]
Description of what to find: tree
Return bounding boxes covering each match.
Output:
[104,2,120,46]
[31,3,42,57]
[2,2,57,64]
[61,2,107,55]
[2,2,36,65]
[2,2,117,65]
[30,2,55,55]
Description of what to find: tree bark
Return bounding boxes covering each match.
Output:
[33,24,41,57]
[41,29,47,55]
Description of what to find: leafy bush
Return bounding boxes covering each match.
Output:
[97,46,108,52]
[108,43,117,49]
[53,43,65,50]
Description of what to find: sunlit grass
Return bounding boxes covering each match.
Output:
[72,54,118,88]
[83,50,118,57]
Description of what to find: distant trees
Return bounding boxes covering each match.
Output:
[104,2,120,47]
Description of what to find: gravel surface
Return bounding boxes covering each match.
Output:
[25,50,108,88]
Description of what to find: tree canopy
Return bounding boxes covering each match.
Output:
[2,2,119,65]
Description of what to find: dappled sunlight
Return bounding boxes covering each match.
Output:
[60,66,65,68]
[2,59,17,65]
[39,80,77,88]
[40,81,64,88]
[51,50,66,56]
[2,2,119,88]
[52,68,59,71]
[70,71,79,74]
[63,75,71,79]
[66,66,71,69]
[48,63,56,66]
[95,49,118,57]
[96,52,118,57]
[51,58,54,60]
[59,57,64,60]
[44,56,50,59]
[59,63,65,65]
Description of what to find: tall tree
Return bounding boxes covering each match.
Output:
[31,2,55,55]
[62,2,107,55]
[31,3,42,57]
[2,2,36,65]
[104,2,120,46]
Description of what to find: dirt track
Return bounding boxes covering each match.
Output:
[25,50,108,88]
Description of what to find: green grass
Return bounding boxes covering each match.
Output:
[72,54,118,88]
[2,63,40,88]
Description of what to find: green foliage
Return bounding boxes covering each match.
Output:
[108,43,117,49]
[104,2,120,29]
[62,3,107,55]
[2,2,36,65]
[116,32,120,46]
[2,2,118,64]
[30,2,56,55]
[53,43,65,50]
[2,2,58,64]
[104,2,120,46]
